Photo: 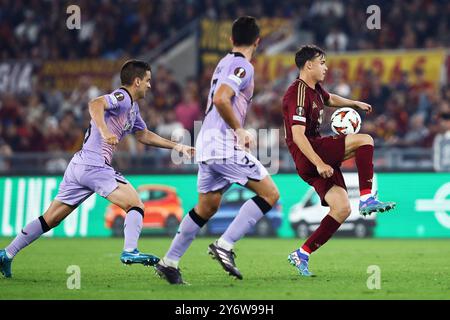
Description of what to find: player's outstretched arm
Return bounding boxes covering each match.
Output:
[134,129,195,158]
[88,96,118,145]
[327,93,372,113]
[292,125,333,179]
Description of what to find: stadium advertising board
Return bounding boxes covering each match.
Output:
[39,59,125,92]
[253,49,446,86]
[1,174,449,238]
[0,61,34,94]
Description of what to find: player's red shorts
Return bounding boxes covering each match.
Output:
[292,135,347,206]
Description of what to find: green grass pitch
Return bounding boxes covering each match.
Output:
[1,237,449,300]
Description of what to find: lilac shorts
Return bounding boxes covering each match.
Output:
[55,159,128,206]
[197,150,268,193]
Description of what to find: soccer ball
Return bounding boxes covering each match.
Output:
[330,107,361,135]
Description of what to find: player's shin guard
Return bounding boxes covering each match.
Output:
[123,207,144,252]
[5,216,51,258]
[220,196,272,249]
[302,214,341,254]
[355,145,374,196]
[164,208,207,263]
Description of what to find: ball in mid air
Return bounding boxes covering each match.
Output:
[330,107,362,135]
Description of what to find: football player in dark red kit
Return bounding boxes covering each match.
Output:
[282,45,395,277]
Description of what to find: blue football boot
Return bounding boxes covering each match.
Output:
[0,249,12,278]
[288,249,314,277]
[359,195,396,217]
[120,249,160,266]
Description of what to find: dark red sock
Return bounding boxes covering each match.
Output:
[302,215,341,253]
[355,145,374,196]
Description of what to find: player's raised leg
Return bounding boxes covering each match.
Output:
[344,133,396,216]
[288,185,350,277]
[155,191,222,284]
[209,175,279,279]
[107,182,159,266]
[1,200,75,278]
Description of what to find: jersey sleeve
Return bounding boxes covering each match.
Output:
[219,59,253,96]
[104,90,130,116]
[132,108,147,133]
[287,83,308,126]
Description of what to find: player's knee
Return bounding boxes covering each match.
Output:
[197,203,219,218]
[196,198,221,218]
[360,134,374,146]
[266,188,280,206]
[257,185,280,207]
[331,202,351,220]
[205,203,220,216]
[125,201,144,213]
[337,204,352,219]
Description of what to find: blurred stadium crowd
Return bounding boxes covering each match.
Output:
[0,0,449,171]
[2,0,449,60]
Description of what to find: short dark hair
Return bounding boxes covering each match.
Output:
[295,45,326,69]
[120,60,151,85]
[232,16,260,46]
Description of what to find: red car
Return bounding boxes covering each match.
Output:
[105,184,183,236]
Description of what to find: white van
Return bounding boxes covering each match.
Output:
[289,173,377,238]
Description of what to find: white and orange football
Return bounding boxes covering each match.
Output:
[330,107,362,135]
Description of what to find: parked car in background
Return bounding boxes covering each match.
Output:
[198,185,283,237]
[289,173,377,238]
[105,184,183,237]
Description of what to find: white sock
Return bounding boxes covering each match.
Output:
[5,250,13,259]
[360,194,372,202]
[124,248,136,253]
[217,237,234,251]
[299,248,310,257]
[162,256,179,268]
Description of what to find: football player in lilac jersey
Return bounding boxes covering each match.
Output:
[156,17,280,284]
[0,60,194,278]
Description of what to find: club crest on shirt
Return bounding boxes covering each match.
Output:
[312,101,318,109]
[114,92,125,101]
[234,67,246,78]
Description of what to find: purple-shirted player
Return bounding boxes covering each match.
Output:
[155,17,280,284]
[0,60,194,278]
